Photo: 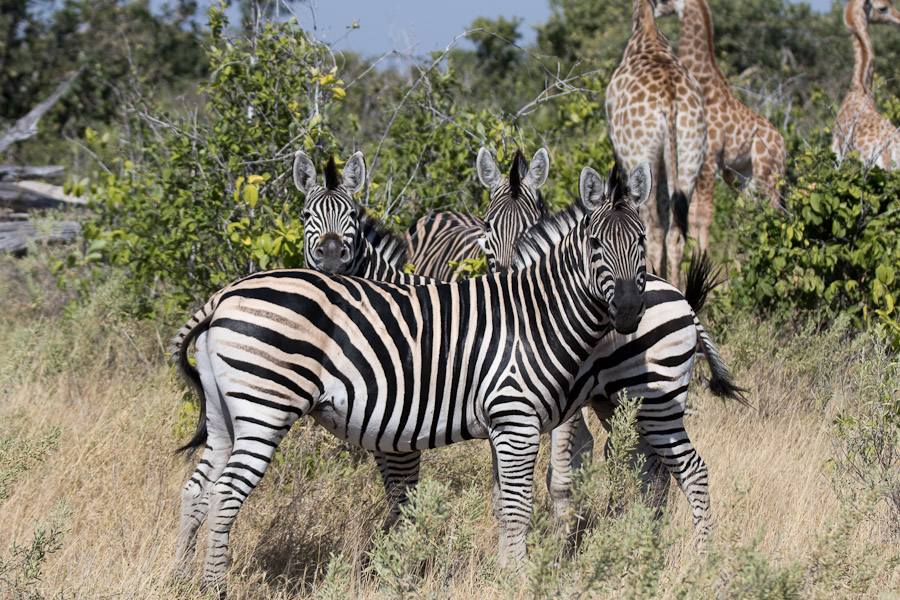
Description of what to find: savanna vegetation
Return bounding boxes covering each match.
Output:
[1,0,900,597]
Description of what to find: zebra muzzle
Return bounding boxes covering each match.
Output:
[314,234,352,273]
[608,279,645,335]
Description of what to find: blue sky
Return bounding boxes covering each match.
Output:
[292,0,836,57]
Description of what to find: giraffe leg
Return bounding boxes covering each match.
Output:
[751,130,786,210]
[546,409,594,527]
[689,154,717,255]
[640,176,667,279]
[373,450,422,527]
[490,419,541,568]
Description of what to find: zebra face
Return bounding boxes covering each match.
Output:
[293,151,367,275]
[476,147,549,272]
[582,163,651,335]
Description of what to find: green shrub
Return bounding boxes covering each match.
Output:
[724,143,900,347]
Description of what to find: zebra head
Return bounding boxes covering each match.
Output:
[476,147,550,271]
[293,151,366,274]
[582,162,651,335]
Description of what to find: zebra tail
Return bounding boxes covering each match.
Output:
[684,251,750,406]
[172,302,216,453]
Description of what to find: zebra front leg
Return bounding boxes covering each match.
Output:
[546,410,594,526]
[490,424,541,568]
[372,450,422,527]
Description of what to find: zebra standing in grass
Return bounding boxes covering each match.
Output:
[475,147,746,527]
[171,161,652,595]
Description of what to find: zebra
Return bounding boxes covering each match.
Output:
[474,147,746,528]
[171,160,652,594]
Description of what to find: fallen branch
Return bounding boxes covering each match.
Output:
[0,67,84,154]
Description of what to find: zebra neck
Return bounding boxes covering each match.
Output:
[521,227,611,346]
[512,203,590,268]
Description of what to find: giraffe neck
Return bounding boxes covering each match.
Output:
[847,2,875,94]
[677,0,727,92]
[628,0,666,54]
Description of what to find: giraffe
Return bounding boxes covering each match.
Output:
[654,0,787,255]
[832,0,900,170]
[606,0,707,286]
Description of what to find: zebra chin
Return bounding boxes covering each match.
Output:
[607,279,646,335]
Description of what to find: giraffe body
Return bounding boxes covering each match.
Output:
[654,0,787,253]
[832,0,900,171]
[607,0,706,286]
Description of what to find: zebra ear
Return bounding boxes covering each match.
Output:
[628,162,652,208]
[293,151,317,194]
[579,166,607,211]
[342,151,367,195]
[476,147,502,189]
[523,147,550,189]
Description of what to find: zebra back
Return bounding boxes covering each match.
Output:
[404,210,483,281]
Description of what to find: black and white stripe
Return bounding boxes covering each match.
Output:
[404,211,483,281]
[505,164,746,539]
[171,162,651,594]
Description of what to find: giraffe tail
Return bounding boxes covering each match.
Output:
[684,251,749,405]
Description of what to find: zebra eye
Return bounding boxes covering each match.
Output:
[302,210,312,220]
[589,238,602,251]
[348,210,358,220]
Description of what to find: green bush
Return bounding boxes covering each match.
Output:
[724,143,900,347]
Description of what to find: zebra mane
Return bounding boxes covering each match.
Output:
[324,157,340,190]
[509,149,527,198]
[358,212,411,268]
[508,149,548,216]
[511,165,628,267]
[511,200,590,268]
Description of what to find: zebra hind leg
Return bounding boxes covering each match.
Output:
[373,450,422,528]
[490,422,541,568]
[174,331,234,583]
[646,425,712,550]
[202,413,297,596]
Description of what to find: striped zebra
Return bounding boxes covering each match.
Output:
[475,147,746,528]
[171,160,652,594]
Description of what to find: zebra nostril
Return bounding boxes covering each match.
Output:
[341,247,350,262]
[314,246,325,260]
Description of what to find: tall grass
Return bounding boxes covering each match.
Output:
[0,250,898,598]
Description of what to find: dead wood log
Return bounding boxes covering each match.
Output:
[0,220,80,255]
[0,181,87,210]
[0,165,66,182]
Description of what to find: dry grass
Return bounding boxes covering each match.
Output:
[1,254,898,599]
